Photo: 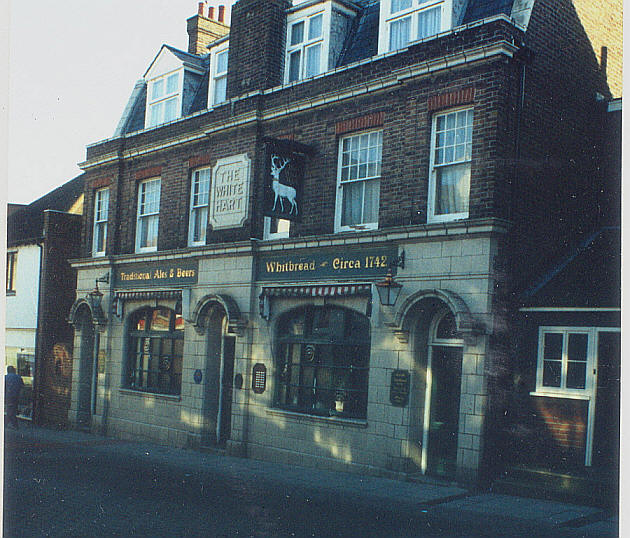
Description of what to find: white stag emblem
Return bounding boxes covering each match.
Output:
[270,154,298,215]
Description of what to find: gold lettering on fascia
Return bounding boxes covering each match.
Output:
[214,165,246,215]
[264,255,389,274]
[118,268,196,281]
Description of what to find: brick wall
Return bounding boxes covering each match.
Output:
[35,211,82,427]
[227,0,291,98]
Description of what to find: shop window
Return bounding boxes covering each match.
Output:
[126,307,184,395]
[286,10,325,82]
[146,70,182,128]
[210,44,229,106]
[135,178,161,253]
[379,0,447,54]
[6,251,17,294]
[92,187,109,256]
[188,168,211,246]
[275,305,371,419]
[427,107,473,223]
[535,328,594,395]
[335,130,382,231]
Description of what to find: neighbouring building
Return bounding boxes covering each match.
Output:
[6,175,85,426]
[67,0,621,494]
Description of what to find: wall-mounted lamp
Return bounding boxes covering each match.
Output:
[87,282,104,310]
[375,269,403,307]
[87,273,109,311]
[375,250,405,307]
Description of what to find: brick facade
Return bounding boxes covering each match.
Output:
[70,1,620,486]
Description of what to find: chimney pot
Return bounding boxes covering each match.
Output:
[218,5,225,23]
[198,2,205,16]
[209,6,215,19]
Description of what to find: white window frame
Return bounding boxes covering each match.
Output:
[334,129,382,232]
[146,69,183,128]
[6,250,17,294]
[92,187,109,257]
[209,42,229,107]
[135,178,161,253]
[263,217,290,240]
[285,5,331,83]
[188,168,211,246]
[378,0,451,55]
[427,106,473,223]
[532,327,596,398]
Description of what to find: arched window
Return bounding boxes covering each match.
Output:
[275,305,371,419]
[127,307,184,395]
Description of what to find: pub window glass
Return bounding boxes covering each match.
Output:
[275,305,371,419]
[127,307,184,395]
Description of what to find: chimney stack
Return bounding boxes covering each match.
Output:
[187,3,230,56]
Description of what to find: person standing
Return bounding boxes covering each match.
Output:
[5,365,24,429]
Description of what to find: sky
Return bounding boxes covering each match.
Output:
[6,0,237,205]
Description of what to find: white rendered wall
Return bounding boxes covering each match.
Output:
[6,244,41,348]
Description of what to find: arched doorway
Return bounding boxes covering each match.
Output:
[75,304,95,427]
[200,303,235,446]
[421,308,463,477]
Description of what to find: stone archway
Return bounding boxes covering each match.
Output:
[192,295,243,446]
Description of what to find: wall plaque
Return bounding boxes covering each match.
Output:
[252,363,267,394]
[209,153,251,230]
[390,369,410,407]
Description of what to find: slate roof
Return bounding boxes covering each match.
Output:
[117,0,517,135]
[7,174,86,246]
[521,227,621,309]
[462,0,513,23]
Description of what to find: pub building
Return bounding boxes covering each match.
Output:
[67,0,620,493]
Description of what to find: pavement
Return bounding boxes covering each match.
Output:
[3,421,620,537]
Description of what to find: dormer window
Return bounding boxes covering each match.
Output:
[147,70,183,127]
[209,42,229,107]
[287,11,324,82]
[285,1,358,84]
[378,0,451,54]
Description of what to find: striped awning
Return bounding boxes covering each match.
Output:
[115,290,181,301]
[261,284,372,298]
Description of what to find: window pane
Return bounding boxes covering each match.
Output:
[291,21,304,45]
[568,333,588,362]
[149,102,162,127]
[543,332,563,361]
[391,0,412,14]
[435,163,470,215]
[418,7,441,39]
[390,17,411,51]
[305,44,321,78]
[192,207,208,243]
[214,76,227,104]
[363,179,379,224]
[341,181,363,226]
[163,97,178,122]
[567,361,587,389]
[152,79,164,100]
[166,73,179,94]
[542,360,562,387]
[308,14,323,40]
[216,51,228,74]
[288,50,301,82]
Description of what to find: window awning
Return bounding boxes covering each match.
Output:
[260,284,372,298]
[115,290,181,301]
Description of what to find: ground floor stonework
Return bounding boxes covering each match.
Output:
[69,222,504,484]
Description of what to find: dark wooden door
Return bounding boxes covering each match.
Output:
[427,346,462,477]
